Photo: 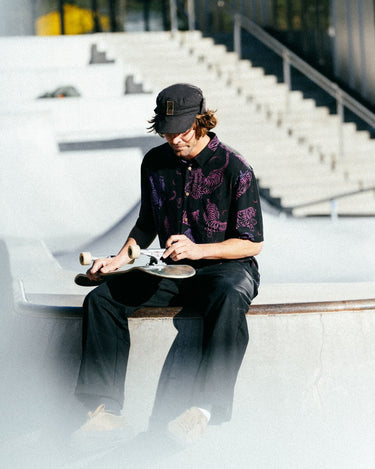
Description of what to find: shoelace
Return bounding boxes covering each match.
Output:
[87,404,118,420]
[88,404,105,420]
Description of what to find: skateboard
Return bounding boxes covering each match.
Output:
[74,245,196,287]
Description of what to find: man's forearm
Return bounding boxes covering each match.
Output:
[116,222,157,262]
[164,235,263,263]
[198,238,263,260]
[128,223,156,249]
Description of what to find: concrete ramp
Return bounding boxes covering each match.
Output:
[0,35,101,68]
[0,93,160,252]
[0,63,128,101]
[0,111,92,245]
[2,238,375,469]
[0,112,144,250]
[3,271,375,468]
[0,35,158,252]
[123,303,375,469]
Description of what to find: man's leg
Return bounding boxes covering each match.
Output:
[180,260,258,423]
[75,271,180,415]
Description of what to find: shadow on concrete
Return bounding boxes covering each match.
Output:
[0,256,210,468]
[0,240,87,466]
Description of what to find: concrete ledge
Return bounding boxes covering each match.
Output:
[15,281,375,319]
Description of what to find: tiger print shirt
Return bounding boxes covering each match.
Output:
[129,132,264,269]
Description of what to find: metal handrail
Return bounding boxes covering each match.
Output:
[176,0,375,160]
[233,14,375,130]
[232,11,375,164]
[226,9,375,217]
[285,186,375,219]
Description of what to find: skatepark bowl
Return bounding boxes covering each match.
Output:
[1,34,375,469]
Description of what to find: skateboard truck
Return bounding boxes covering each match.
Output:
[128,245,166,265]
[79,245,167,266]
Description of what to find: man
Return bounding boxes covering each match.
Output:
[74,83,264,444]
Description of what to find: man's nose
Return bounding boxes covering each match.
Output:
[172,134,182,144]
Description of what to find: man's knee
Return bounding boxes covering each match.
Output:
[83,284,103,308]
[214,271,256,305]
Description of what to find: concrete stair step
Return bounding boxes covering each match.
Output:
[316,142,375,158]
[281,187,374,207]
[258,175,346,192]
[291,127,360,143]
[0,34,95,69]
[103,31,177,44]
[271,181,359,198]
[212,60,259,77]
[279,107,331,123]
[97,31,374,217]
[292,191,375,216]
[244,92,318,113]
[257,167,345,180]
[327,136,375,150]
[333,154,375,165]
[333,165,375,184]
[230,74,279,89]
[292,120,357,133]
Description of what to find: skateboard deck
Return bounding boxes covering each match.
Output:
[75,246,196,287]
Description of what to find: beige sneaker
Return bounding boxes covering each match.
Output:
[71,404,133,453]
[77,404,125,433]
[167,407,209,445]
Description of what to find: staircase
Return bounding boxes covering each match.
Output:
[98,30,375,217]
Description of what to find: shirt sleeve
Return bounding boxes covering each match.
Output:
[230,166,264,243]
[128,159,158,248]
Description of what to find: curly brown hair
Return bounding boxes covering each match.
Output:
[148,109,218,138]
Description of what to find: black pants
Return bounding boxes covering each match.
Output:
[75,260,258,424]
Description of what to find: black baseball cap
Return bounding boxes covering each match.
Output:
[153,83,207,134]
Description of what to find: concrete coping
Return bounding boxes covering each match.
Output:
[15,281,375,320]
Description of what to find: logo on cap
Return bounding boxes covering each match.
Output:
[166,100,174,116]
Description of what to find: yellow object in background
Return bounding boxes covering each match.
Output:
[36,4,109,35]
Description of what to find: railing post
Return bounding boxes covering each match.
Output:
[58,0,65,35]
[330,199,338,221]
[234,14,242,60]
[187,0,195,31]
[334,85,345,160]
[170,0,178,32]
[282,49,291,114]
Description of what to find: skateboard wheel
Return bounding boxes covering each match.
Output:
[128,244,141,260]
[79,251,93,265]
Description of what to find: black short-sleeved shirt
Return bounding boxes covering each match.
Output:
[129,132,264,272]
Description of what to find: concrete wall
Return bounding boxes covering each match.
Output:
[0,0,34,36]
[242,0,274,27]
[331,0,375,105]
[3,299,375,468]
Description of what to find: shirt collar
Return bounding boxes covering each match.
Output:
[178,132,218,168]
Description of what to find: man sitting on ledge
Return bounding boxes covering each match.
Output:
[73,83,264,445]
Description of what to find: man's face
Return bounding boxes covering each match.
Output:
[164,127,199,159]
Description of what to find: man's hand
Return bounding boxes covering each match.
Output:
[164,234,203,262]
[86,253,130,281]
